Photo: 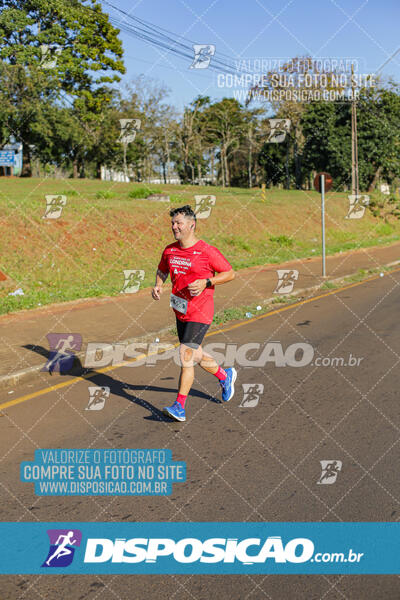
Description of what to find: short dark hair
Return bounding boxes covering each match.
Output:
[169,205,197,221]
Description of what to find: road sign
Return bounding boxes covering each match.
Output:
[0,151,14,167]
[314,172,333,192]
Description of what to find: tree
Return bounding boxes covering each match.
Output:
[154,108,178,184]
[357,84,400,191]
[0,0,125,175]
[236,108,264,188]
[258,140,287,188]
[117,76,178,182]
[301,84,400,191]
[301,100,349,188]
[203,98,247,187]
[175,95,210,184]
[248,56,350,189]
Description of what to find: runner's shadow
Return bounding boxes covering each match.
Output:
[23,344,80,375]
[23,345,220,421]
[24,344,49,358]
[82,370,220,422]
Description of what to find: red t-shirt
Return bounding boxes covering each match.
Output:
[158,240,232,324]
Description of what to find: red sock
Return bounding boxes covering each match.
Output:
[176,393,187,408]
[214,366,227,381]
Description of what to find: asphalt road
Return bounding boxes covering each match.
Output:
[0,271,399,599]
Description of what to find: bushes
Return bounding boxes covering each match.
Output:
[368,194,400,221]
[269,235,293,247]
[169,194,188,203]
[95,190,116,199]
[128,187,158,199]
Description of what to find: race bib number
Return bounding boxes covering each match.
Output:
[170,293,188,315]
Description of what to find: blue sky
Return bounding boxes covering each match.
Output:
[100,0,400,111]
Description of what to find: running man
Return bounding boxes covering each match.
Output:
[44,334,78,375]
[45,531,77,566]
[152,205,237,422]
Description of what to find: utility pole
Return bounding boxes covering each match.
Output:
[314,172,333,277]
[321,174,326,277]
[285,139,290,189]
[123,142,128,182]
[351,64,359,196]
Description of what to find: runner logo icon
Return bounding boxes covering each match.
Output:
[345,195,369,219]
[42,529,82,567]
[43,195,67,219]
[274,269,299,294]
[267,119,291,143]
[85,386,110,410]
[190,44,215,69]
[118,119,141,145]
[121,270,145,294]
[40,44,62,69]
[239,383,264,407]
[317,460,342,485]
[194,195,216,219]
[42,333,82,374]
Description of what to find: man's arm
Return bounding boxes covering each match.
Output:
[188,269,235,296]
[151,269,168,300]
[209,269,235,286]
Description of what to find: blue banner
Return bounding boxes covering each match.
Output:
[0,150,14,166]
[0,522,398,574]
[20,449,186,496]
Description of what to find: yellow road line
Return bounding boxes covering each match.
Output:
[205,269,398,336]
[1,268,398,411]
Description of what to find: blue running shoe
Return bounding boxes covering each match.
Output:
[220,367,237,402]
[163,401,186,422]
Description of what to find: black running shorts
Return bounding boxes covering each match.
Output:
[176,318,210,349]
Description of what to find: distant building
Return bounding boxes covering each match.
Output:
[100,165,182,184]
[380,183,390,195]
[100,166,130,182]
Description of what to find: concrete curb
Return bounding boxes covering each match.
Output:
[1,260,399,392]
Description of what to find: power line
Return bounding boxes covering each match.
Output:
[102,0,236,62]
[376,46,400,75]
[102,0,240,76]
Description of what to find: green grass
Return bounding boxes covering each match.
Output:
[60,189,78,196]
[320,281,336,289]
[1,178,400,315]
[95,190,116,200]
[320,266,394,289]
[222,236,252,252]
[269,234,294,247]
[209,265,400,330]
[170,194,188,203]
[128,187,159,199]
[375,223,394,236]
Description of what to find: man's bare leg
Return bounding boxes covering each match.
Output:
[199,348,232,394]
[199,349,219,375]
[163,344,203,421]
[178,364,194,395]
[178,344,203,394]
